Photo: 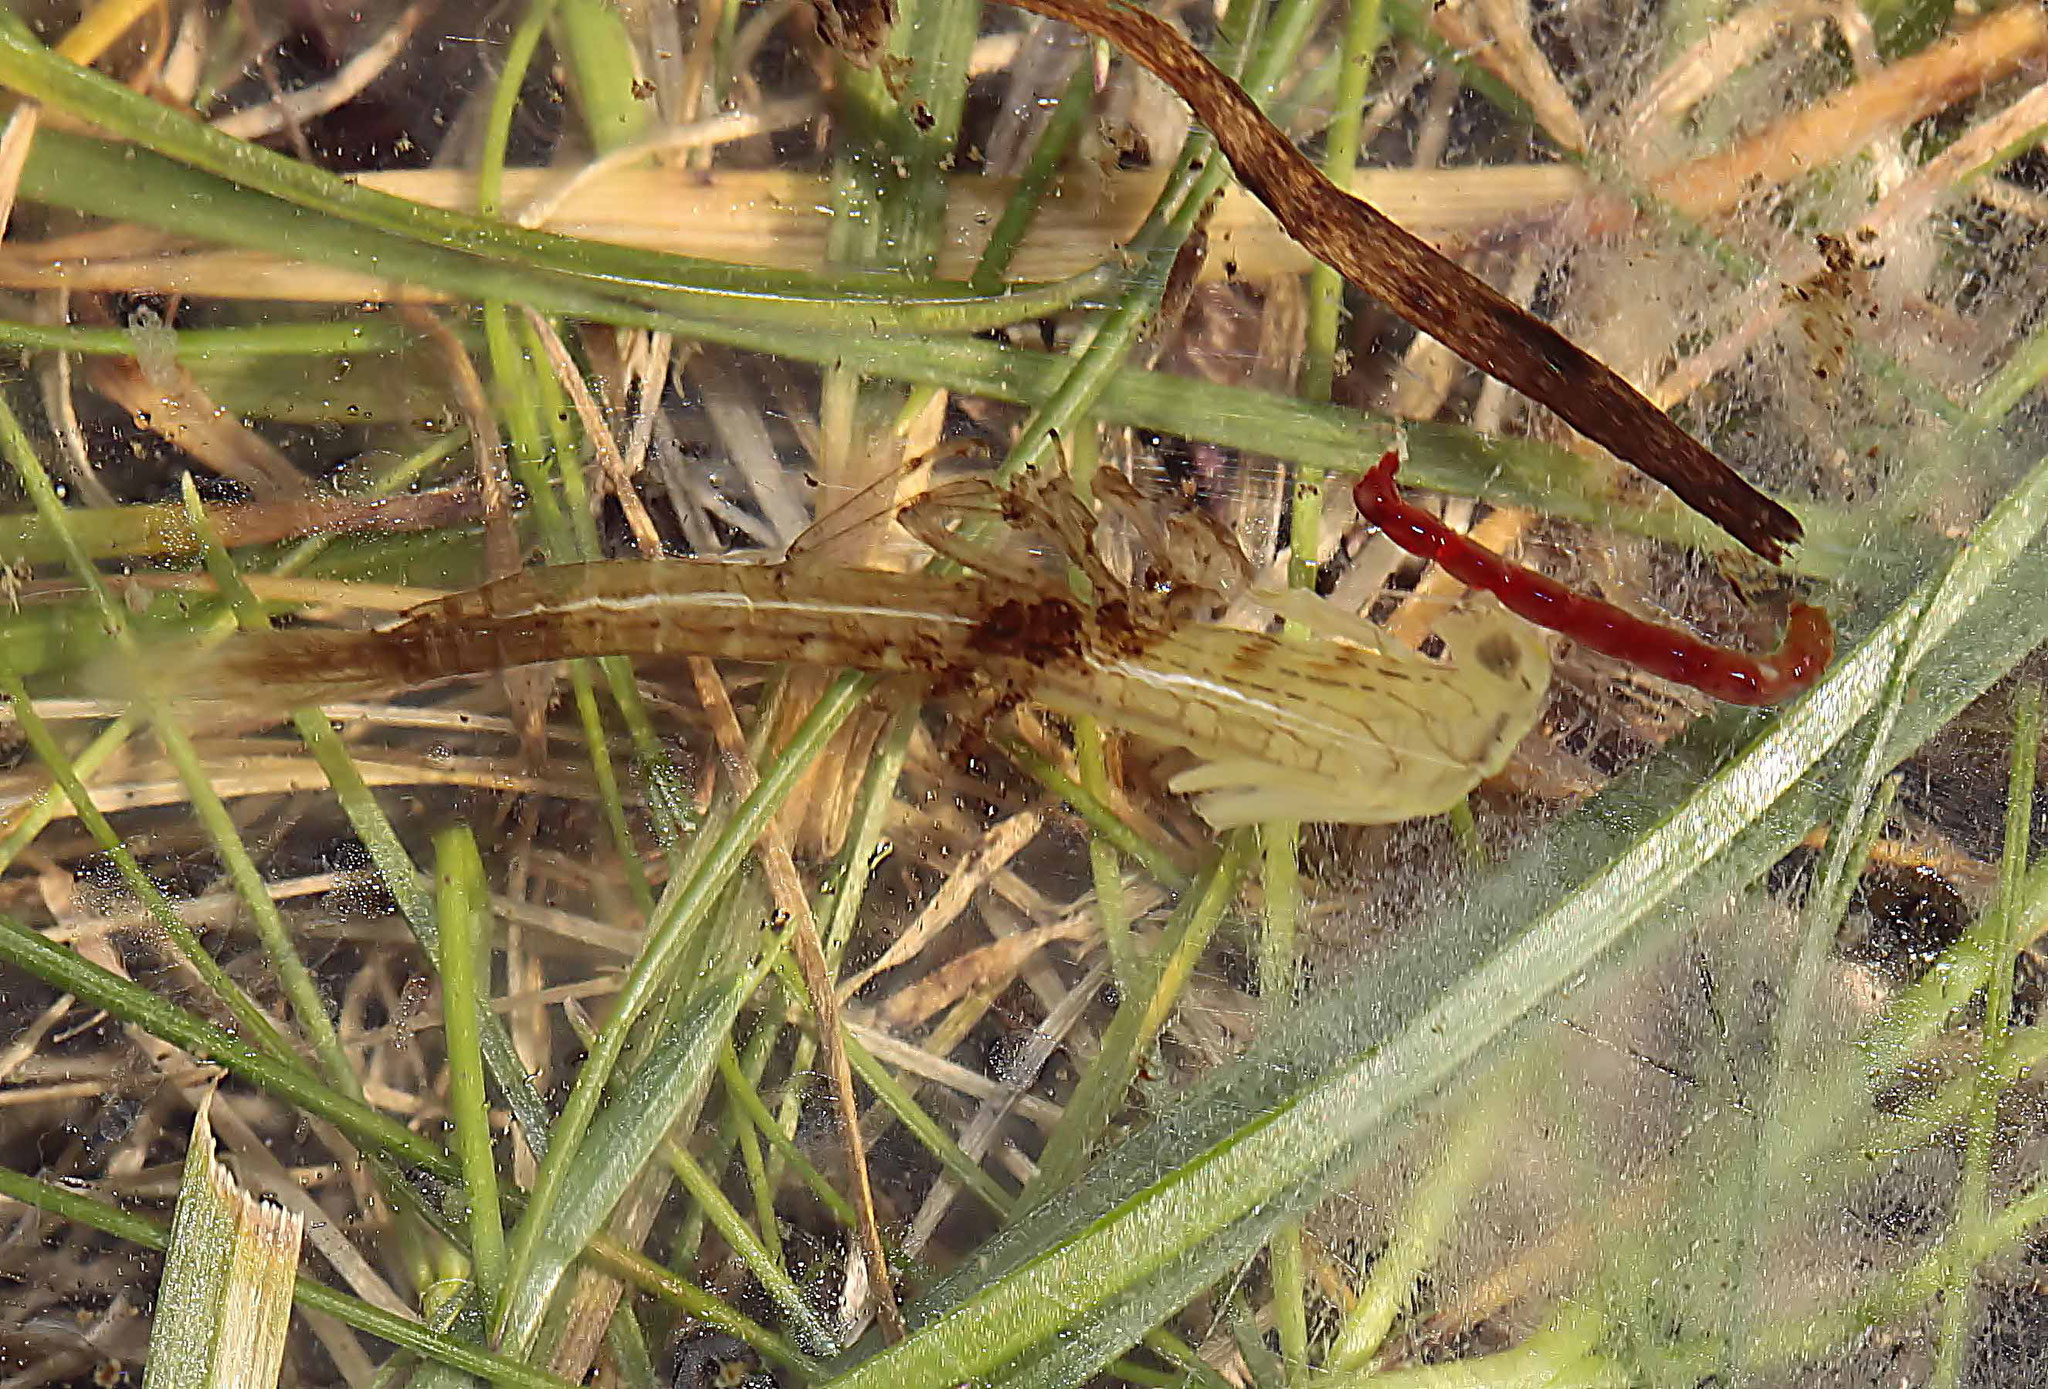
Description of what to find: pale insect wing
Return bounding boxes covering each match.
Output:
[1183,634,1502,823]
[786,439,997,568]
[1011,471,1123,597]
[1248,586,1407,659]
[895,479,1093,594]
[786,462,936,569]
[1091,469,1253,608]
[1079,605,1549,828]
[1169,764,1451,830]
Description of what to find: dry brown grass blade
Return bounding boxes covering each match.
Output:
[1625,0,1829,135]
[0,103,38,241]
[400,307,519,581]
[1647,3,2048,219]
[120,568,447,612]
[545,1166,670,1383]
[524,307,667,557]
[0,747,601,818]
[878,913,1094,1031]
[1464,0,1587,152]
[208,3,427,142]
[1652,70,2048,411]
[839,808,1044,999]
[82,355,308,496]
[0,164,1591,296]
[3,486,475,561]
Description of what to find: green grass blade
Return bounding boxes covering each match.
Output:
[1325,1078,1505,1370]
[175,475,556,1153]
[1929,683,2038,1388]
[868,0,982,280]
[733,1075,782,1264]
[145,1098,305,1389]
[997,736,1190,889]
[0,392,357,1095]
[0,9,945,305]
[497,672,874,1334]
[480,2,562,218]
[969,62,1095,295]
[494,972,759,1358]
[718,1043,856,1228]
[437,825,509,1319]
[1,117,1107,336]
[582,1236,819,1376]
[842,1030,1014,1219]
[0,674,293,1064]
[0,711,138,874]
[146,1099,241,1389]
[1022,831,1254,1205]
[0,907,454,1178]
[658,1128,836,1355]
[0,316,417,359]
[553,0,649,155]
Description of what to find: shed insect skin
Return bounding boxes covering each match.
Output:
[1353,452,1833,707]
[191,481,1551,829]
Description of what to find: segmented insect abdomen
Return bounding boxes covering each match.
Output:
[218,562,1005,701]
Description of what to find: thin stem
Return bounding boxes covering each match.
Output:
[436,824,509,1319]
[1298,0,1384,404]
[843,1032,1016,1217]
[498,673,875,1349]
[1930,684,2040,1388]
[1079,717,1137,990]
[969,61,1097,295]
[1269,1222,1309,1381]
[998,734,1191,889]
[659,1134,833,1354]
[0,317,418,358]
[0,390,358,1094]
[0,674,292,1064]
[718,1042,857,1227]
[1023,830,1256,1206]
